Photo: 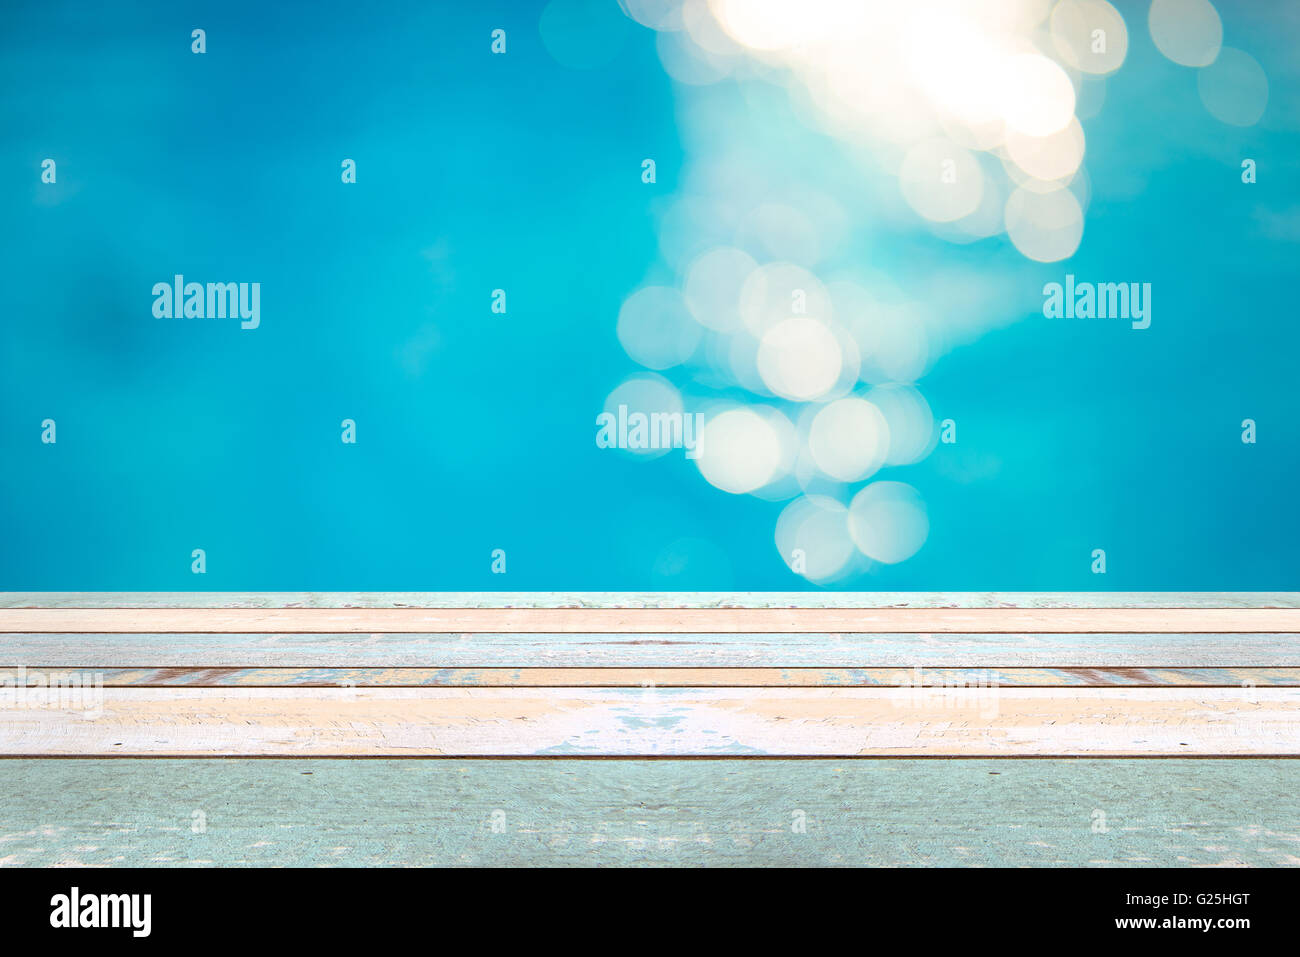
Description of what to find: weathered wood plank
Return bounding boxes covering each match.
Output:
[5,607,1299,633]
[4,592,1297,609]
[2,758,1297,867]
[7,632,1300,667]
[3,666,1297,687]
[3,688,1296,756]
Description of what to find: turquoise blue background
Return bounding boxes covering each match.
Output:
[1,0,1297,590]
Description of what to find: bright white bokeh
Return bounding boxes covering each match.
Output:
[603,374,685,459]
[1050,0,1128,75]
[1005,117,1085,183]
[738,262,832,336]
[867,383,935,466]
[756,317,843,401]
[998,54,1076,137]
[848,480,930,563]
[1004,184,1084,262]
[808,397,890,482]
[695,405,784,493]
[775,494,856,581]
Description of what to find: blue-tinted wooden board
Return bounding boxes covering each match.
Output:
[2,758,1296,867]
[5,593,1298,608]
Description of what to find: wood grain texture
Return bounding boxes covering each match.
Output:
[2,758,1297,867]
[4,666,1297,687]
[3,687,1298,756]
[5,592,1298,608]
[8,632,1300,667]
[6,607,1300,633]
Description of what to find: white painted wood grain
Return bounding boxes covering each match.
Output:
[3,666,1296,687]
[3,688,1297,756]
[5,607,1299,633]
[6,632,1300,667]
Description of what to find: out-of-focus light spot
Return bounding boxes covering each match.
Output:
[808,397,890,482]
[657,197,737,272]
[540,0,633,69]
[1050,0,1128,75]
[899,14,1006,137]
[946,159,1008,241]
[603,374,684,459]
[1148,0,1222,68]
[830,281,931,385]
[775,494,856,582]
[1197,47,1268,127]
[735,203,822,265]
[695,405,783,493]
[725,330,768,394]
[823,323,863,399]
[618,0,685,30]
[868,383,935,466]
[757,317,843,401]
[656,25,735,84]
[681,0,743,55]
[898,138,985,223]
[617,285,702,369]
[998,54,1076,136]
[684,246,758,332]
[738,261,831,336]
[709,0,832,52]
[1074,74,1107,121]
[1004,183,1084,262]
[1005,117,1085,183]
[848,480,930,563]
[754,403,798,484]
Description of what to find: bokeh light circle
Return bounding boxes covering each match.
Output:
[1004,184,1084,262]
[617,285,702,369]
[1197,47,1268,127]
[1148,0,1222,68]
[848,481,930,564]
[807,397,890,482]
[899,138,985,223]
[998,54,1076,137]
[602,374,685,460]
[775,494,856,582]
[1050,0,1128,75]
[695,406,783,493]
[684,246,760,332]
[756,317,843,401]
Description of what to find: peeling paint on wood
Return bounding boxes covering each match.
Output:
[3,687,1298,757]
